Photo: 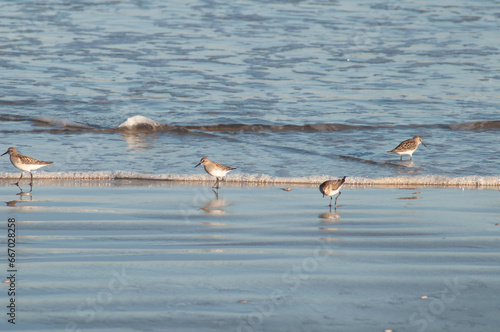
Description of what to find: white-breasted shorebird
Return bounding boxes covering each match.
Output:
[389,136,426,161]
[319,176,347,208]
[195,157,236,189]
[1,147,53,185]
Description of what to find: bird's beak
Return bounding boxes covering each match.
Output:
[422,142,427,147]
[195,162,201,168]
[1,151,8,156]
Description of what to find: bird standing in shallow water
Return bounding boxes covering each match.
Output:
[319,176,347,209]
[2,147,53,185]
[195,157,236,189]
[389,136,426,161]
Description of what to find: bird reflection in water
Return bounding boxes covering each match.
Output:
[319,209,340,232]
[6,183,33,207]
[200,189,228,215]
[318,206,341,234]
[318,211,340,222]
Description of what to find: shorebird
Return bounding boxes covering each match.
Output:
[389,136,426,161]
[195,157,236,189]
[1,147,53,185]
[319,176,347,208]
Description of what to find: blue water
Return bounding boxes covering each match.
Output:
[1,0,499,181]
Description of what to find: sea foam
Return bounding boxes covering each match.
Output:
[118,115,165,131]
[0,171,498,188]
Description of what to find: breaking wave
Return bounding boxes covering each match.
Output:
[118,115,166,131]
[1,114,499,134]
[0,171,498,188]
[32,117,92,129]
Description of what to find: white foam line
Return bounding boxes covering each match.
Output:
[0,172,498,187]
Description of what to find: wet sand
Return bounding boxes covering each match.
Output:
[1,180,499,332]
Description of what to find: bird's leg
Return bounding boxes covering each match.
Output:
[212,178,220,189]
[400,155,403,161]
[334,191,342,207]
[328,196,333,207]
[29,171,33,186]
[15,171,23,185]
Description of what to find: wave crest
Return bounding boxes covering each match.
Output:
[118,115,166,131]
[2,113,499,133]
[32,117,91,129]
[448,121,500,130]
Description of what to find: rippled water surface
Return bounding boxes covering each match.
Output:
[1,182,499,331]
[0,0,499,180]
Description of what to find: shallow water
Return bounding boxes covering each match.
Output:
[0,0,499,182]
[1,182,499,331]
[0,2,499,329]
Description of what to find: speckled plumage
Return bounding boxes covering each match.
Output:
[319,176,347,208]
[2,147,53,184]
[195,157,236,189]
[389,136,426,161]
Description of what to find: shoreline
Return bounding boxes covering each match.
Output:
[0,172,498,189]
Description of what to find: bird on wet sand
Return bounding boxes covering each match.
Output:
[319,176,347,209]
[1,147,53,185]
[389,136,426,161]
[195,157,236,189]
